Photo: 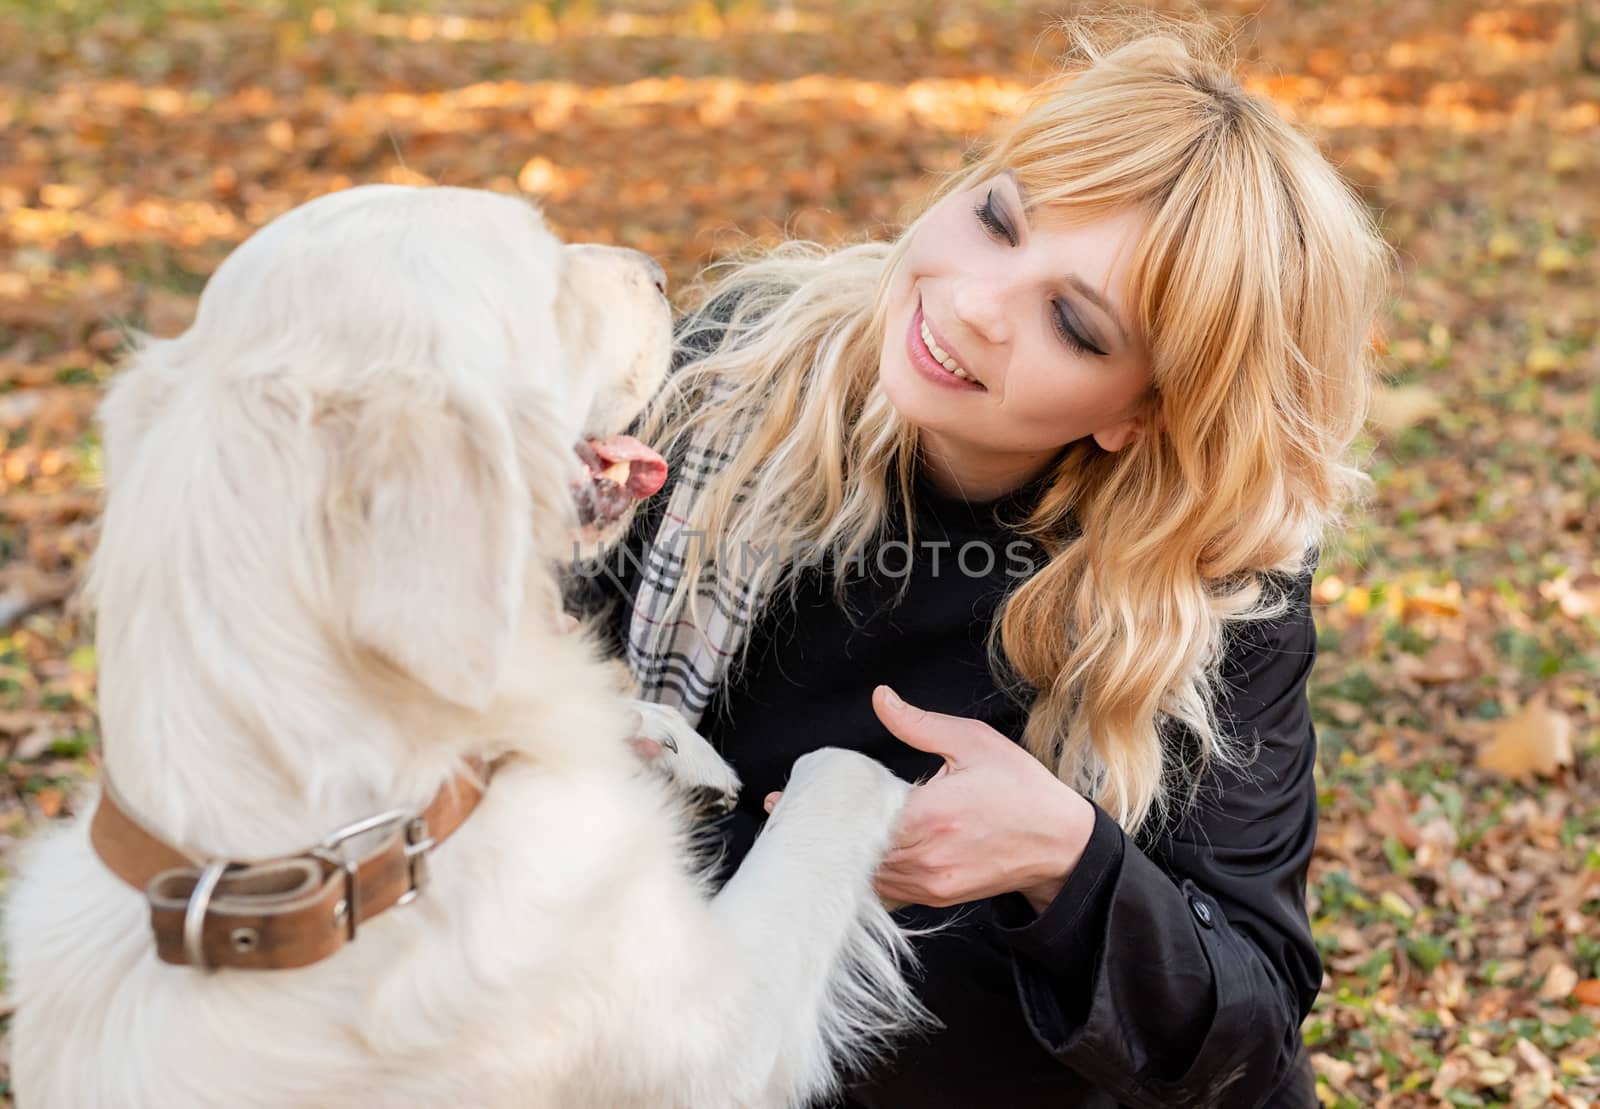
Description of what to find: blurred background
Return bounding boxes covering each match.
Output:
[0,0,1595,1104]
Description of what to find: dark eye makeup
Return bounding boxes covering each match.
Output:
[1051,300,1107,358]
[973,189,1016,246]
[971,186,1110,359]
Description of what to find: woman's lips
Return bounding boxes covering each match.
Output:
[907,302,986,392]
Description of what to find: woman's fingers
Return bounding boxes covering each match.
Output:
[873,869,953,908]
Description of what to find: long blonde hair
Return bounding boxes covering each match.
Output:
[638,19,1390,836]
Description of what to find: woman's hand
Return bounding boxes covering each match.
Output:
[765,685,1096,913]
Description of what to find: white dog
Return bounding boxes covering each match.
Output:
[5,185,926,1108]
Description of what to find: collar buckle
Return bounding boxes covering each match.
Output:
[400,817,433,905]
[311,808,410,940]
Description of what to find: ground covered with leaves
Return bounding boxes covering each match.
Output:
[0,0,1596,1103]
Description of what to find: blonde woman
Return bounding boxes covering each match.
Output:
[576,21,1386,1109]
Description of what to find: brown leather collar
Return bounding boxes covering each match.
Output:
[90,760,491,971]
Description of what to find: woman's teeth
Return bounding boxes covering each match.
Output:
[920,320,974,381]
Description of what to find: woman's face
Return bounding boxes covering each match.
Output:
[879,172,1153,499]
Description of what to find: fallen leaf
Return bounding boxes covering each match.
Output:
[1395,640,1479,685]
[1379,889,1416,919]
[1369,778,1422,848]
[1463,1044,1516,1086]
[1574,979,1600,1007]
[1486,228,1521,260]
[1401,581,1465,620]
[1430,1054,1472,1100]
[1369,383,1443,434]
[12,725,58,761]
[1514,1036,1555,1074]
[1537,962,1580,1002]
[1311,1052,1354,1092]
[33,786,65,819]
[1525,345,1566,376]
[1546,573,1600,620]
[1475,694,1576,780]
[1323,699,1366,725]
[1537,245,1576,276]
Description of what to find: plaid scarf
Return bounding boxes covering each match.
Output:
[623,389,765,729]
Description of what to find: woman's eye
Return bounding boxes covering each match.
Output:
[972,189,1016,246]
[1052,300,1108,358]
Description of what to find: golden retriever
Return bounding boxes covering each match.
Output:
[5,185,923,1108]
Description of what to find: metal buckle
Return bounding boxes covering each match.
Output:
[182,859,232,971]
[310,808,430,937]
[399,817,433,906]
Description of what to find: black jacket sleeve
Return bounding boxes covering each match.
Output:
[988,563,1323,1108]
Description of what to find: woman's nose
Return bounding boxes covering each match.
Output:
[949,278,1010,346]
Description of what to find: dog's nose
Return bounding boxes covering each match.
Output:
[632,252,667,297]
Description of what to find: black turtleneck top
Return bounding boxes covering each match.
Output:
[695,469,1047,875]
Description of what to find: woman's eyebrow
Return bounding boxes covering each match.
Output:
[1067,277,1130,347]
[1002,170,1131,348]
[1003,168,1030,212]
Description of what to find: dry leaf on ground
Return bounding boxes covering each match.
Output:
[1475,694,1577,780]
[1368,384,1444,435]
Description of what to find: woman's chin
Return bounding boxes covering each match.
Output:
[878,353,954,433]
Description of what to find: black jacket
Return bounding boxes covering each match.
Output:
[568,313,1322,1109]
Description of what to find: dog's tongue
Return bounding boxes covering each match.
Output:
[588,435,668,498]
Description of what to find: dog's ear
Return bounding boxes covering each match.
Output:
[330,383,535,713]
[96,340,178,493]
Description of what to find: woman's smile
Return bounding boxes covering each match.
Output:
[907,300,987,393]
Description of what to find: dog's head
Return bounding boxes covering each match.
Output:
[96,185,671,716]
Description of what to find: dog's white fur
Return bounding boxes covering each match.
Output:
[5,185,925,1108]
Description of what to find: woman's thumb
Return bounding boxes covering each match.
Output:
[872,685,976,766]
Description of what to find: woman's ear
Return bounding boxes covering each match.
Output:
[1091,414,1143,453]
[328,382,531,713]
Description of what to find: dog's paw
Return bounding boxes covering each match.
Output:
[780,748,909,829]
[629,700,741,817]
[764,749,911,879]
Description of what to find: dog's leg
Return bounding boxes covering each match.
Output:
[629,700,741,816]
[573,623,743,815]
[705,748,928,1108]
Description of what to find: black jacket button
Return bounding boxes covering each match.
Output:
[1190,895,1214,928]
